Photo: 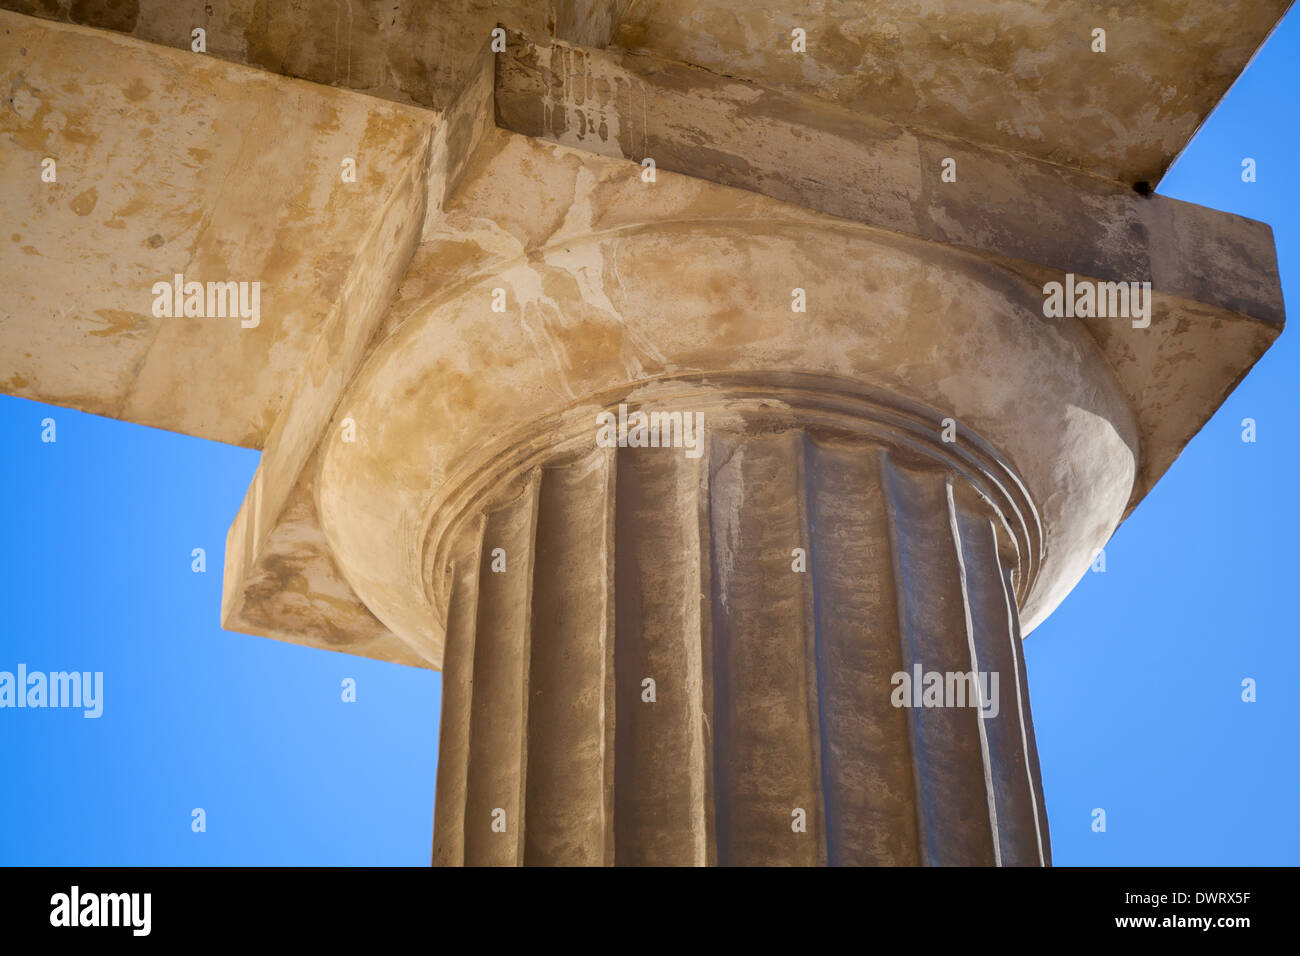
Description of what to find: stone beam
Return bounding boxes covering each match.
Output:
[495,30,1284,326]
[0,0,610,110]
[0,10,435,447]
[3,0,1287,182]
[610,0,1293,184]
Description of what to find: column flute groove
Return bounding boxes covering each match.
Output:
[427,377,1048,866]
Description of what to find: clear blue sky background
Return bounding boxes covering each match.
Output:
[2,15,1297,866]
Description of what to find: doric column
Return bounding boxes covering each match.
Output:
[429,381,1050,866]
[312,217,1139,869]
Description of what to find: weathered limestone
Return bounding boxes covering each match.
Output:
[0,3,1289,865]
[0,11,435,447]
[495,30,1283,327]
[4,0,1287,182]
[429,384,1049,866]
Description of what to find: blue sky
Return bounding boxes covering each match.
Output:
[2,14,1297,865]
[1026,11,1300,865]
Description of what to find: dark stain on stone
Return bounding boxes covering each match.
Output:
[69,0,139,33]
[241,6,285,75]
[124,76,150,101]
[5,2,63,22]
[68,186,97,216]
[146,233,164,248]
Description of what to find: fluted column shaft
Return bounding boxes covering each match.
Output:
[431,401,1050,866]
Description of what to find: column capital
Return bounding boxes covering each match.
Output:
[316,218,1136,665]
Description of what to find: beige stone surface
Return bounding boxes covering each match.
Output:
[316,134,1139,665]
[4,0,1286,183]
[0,0,560,110]
[496,30,1284,326]
[613,0,1293,184]
[0,10,432,447]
